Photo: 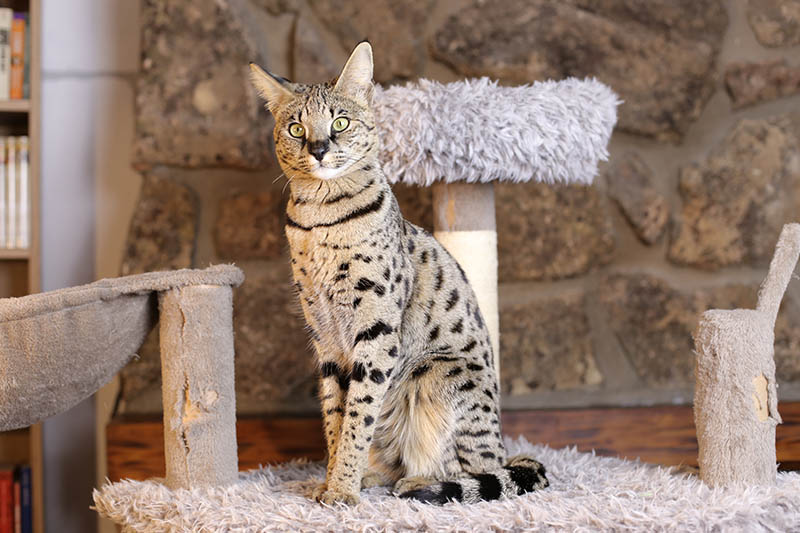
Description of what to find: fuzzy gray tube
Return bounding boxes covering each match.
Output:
[159,284,239,489]
[694,223,800,487]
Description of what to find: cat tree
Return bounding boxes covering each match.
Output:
[374,77,618,369]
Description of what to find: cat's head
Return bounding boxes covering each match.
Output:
[250,41,377,181]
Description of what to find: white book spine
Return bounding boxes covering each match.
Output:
[0,137,5,248]
[6,135,14,247]
[0,9,12,100]
[17,136,27,248]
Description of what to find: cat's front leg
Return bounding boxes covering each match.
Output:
[313,342,349,497]
[318,319,400,505]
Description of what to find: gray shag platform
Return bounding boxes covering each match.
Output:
[94,436,800,532]
[0,265,244,431]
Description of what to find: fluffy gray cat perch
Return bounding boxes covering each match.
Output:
[374,77,619,368]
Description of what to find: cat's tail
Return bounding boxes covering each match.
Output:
[399,455,548,504]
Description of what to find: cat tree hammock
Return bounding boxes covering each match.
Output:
[1,79,798,530]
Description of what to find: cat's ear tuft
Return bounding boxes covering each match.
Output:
[334,41,374,99]
[249,62,294,114]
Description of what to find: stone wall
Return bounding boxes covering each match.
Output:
[115,0,800,416]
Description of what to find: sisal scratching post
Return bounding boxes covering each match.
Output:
[694,223,800,487]
[159,284,239,489]
[374,77,619,374]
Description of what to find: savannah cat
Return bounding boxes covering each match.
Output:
[249,41,548,505]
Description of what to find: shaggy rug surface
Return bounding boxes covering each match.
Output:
[94,437,800,532]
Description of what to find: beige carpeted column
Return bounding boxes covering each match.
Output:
[694,223,800,487]
[159,284,238,489]
[432,182,500,373]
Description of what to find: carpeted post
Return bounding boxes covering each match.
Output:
[159,284,238,489]
[694,223,800,487]
[432,182,499,370]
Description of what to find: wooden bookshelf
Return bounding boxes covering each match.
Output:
[0,0,42,532]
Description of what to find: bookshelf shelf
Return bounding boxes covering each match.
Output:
[0,248,29,259]
[0,99,29,113]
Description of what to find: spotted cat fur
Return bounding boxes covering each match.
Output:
[249,42,548,505]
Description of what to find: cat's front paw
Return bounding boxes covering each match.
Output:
[310,481,327,501]
[317,488,360,506]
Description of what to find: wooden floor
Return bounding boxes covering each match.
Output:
[107,403,800,481]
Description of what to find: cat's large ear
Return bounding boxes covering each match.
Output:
[334,41,373,99]
[249,63,294,114]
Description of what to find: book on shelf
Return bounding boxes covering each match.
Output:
[0,466,12,533]
[0,7,28,101]
[0,8,10,102]
[9,13,24,100]
[0,136,28,251]
[0,465,30,533]
[15,466,30,533]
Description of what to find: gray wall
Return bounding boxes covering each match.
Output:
[39,1,140,532]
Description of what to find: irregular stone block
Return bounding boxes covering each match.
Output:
[233,265,318,414]
[392,183,433,232]
[121,172,198,276]
[500,292,601,395]
[496,183,615,281]
[214,190,284,260]
[308,0,434,82]
[724,59,800,109]
[605,153,669,244]
[669,114,800,270]
[293,10,347,83]
[135,0,273,168]
[747,0,800,47]
[599,273,800,386]
[431,0,727,141]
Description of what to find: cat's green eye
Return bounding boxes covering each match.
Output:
[332,117,350,133]
[288,123,305,138]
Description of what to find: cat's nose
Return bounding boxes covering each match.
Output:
[308,139,329,162]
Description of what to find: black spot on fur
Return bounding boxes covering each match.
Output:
[434,267,444,291]
[407,240,416,254]
[431,356,459,362]
[401,482,463,504]
[462,340,477,353]
[504,464,548,494]
[480,451,496,459]
[358,395,373,404]
[445,289,460,311]
[352,362,366,382]
[355,278,376,291]
[484,389,494,400]
[374,284,386,296]
[459,380,476,392]
[364,415,374,426]
[473,473,502,500]
[349,410,358,417]
[450,319,464,334]
[339,262,350,271]
[447,366,463,378]
[353,297,362,309]
[354,321,394,346]
[467,363,483,371]
[420,250,428,263]
[411,364,431,378]
[320,361,339,378]
[369,369,385,384]
[388,346,398,358]
[383,268,391,281]
[428,326,440,342]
